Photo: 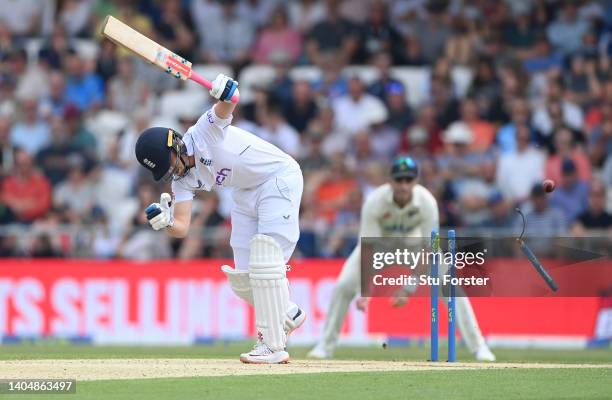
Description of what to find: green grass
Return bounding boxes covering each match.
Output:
[0,342,610,364]
[1,344,610,399]
[5,369,612,400]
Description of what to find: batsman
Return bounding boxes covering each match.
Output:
[308,156,496,361]
[135,74,305,364]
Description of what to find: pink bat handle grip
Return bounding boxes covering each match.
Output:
[190,71,240,104]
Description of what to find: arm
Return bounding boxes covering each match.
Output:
[166,200,192,238]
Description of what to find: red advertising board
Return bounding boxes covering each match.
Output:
[0,259,607,346]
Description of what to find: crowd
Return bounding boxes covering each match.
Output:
[0,0,611,259]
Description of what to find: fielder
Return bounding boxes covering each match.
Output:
[308,156,496,361]
[135,74,305,364]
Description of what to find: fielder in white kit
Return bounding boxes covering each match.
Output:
[308,156,496,361]
[135,74,305,364]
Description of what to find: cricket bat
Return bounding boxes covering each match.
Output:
[101,15,239,103]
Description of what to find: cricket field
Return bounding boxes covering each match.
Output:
[0,343,610,399]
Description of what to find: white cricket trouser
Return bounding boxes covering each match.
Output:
[318,244,487,353]
[230,165,303,270]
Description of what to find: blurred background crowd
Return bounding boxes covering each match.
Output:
[0,0,611,260]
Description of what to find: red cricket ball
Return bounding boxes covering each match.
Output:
[543,179,556,193]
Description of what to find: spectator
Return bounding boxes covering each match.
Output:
[107,57,152,115]
[63,50,104,112]
[518,184,567,236]
[411,3,452,64]
[199,0,255,68]
[368,52,405,103]
[360,1,404,63]
[502,10,537,51]
[445,16,478,66]
[288,0,325,33]
[238,0,281,29]
[437,122,491,184]
[53,156,97,224]
[549,158,589,223]
[497,97,533,153]
[30,233,63,258]
[312,53,348,99]
[430,77,460,128]
[36,116,91,185]
[532,79,583,140]
[306,0,359,65]
[154,0,196,61]
[0,0,42,36]
[90,207,121,259]
[402,104,443,155]
[39,26,74,70]
[10,97,50,155]
[545,127,591,184]
[256,104,301,157]
[8,48,49,101]
[299,130,331,172]
[283,80,318,134]
[57,0,94,37]
[0,23,17,62]
[571,179,612,234]
[564,54,600,108]
[252,6,302,65]
[1,148,52,223]
[496,123,546,202]
[396,35,426,66]
[63,105,97,155]
[460,97,496,152]
[312,156,358,224]
[39,71,69,119]
[384,82,413,132]
[546,2,591,56]
[479,192,515,229]
[95,40,118,84]
[332,76,388,135]
[588,111,612,168]
[522,35,563,74]
[0,115,13,173]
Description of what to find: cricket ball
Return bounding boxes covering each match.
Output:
[543,179,556,193]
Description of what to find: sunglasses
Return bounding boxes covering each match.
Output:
[393,176,415,184]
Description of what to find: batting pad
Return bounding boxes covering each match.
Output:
[221,265,253,305]
[249,234,290,351]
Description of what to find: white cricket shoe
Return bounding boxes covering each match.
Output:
[306,343,332,359]
[240,341,290,364]
[475,345,496,362]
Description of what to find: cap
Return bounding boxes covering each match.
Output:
[391,156,419,179]
[135,127,175,181]
[443,122,473,144]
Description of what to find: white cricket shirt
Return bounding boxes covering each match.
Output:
[172,107,299,202]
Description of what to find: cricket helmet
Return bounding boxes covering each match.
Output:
[135,127,188,181]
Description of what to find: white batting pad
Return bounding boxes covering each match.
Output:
[249,234,290,351]
[221,265,253,304]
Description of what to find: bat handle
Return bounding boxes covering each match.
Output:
[190,71,240,104]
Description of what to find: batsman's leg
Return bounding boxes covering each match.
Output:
[308,246,361,359]
[241,234,291,364]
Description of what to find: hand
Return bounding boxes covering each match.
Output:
[209,73,238,103]
[145,193,174,231]
[355,297,369,312]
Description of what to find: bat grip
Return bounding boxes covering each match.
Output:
[190,71,240,104]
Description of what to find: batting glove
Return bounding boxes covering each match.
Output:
[209,73,238,102]
[145,193,174,231]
